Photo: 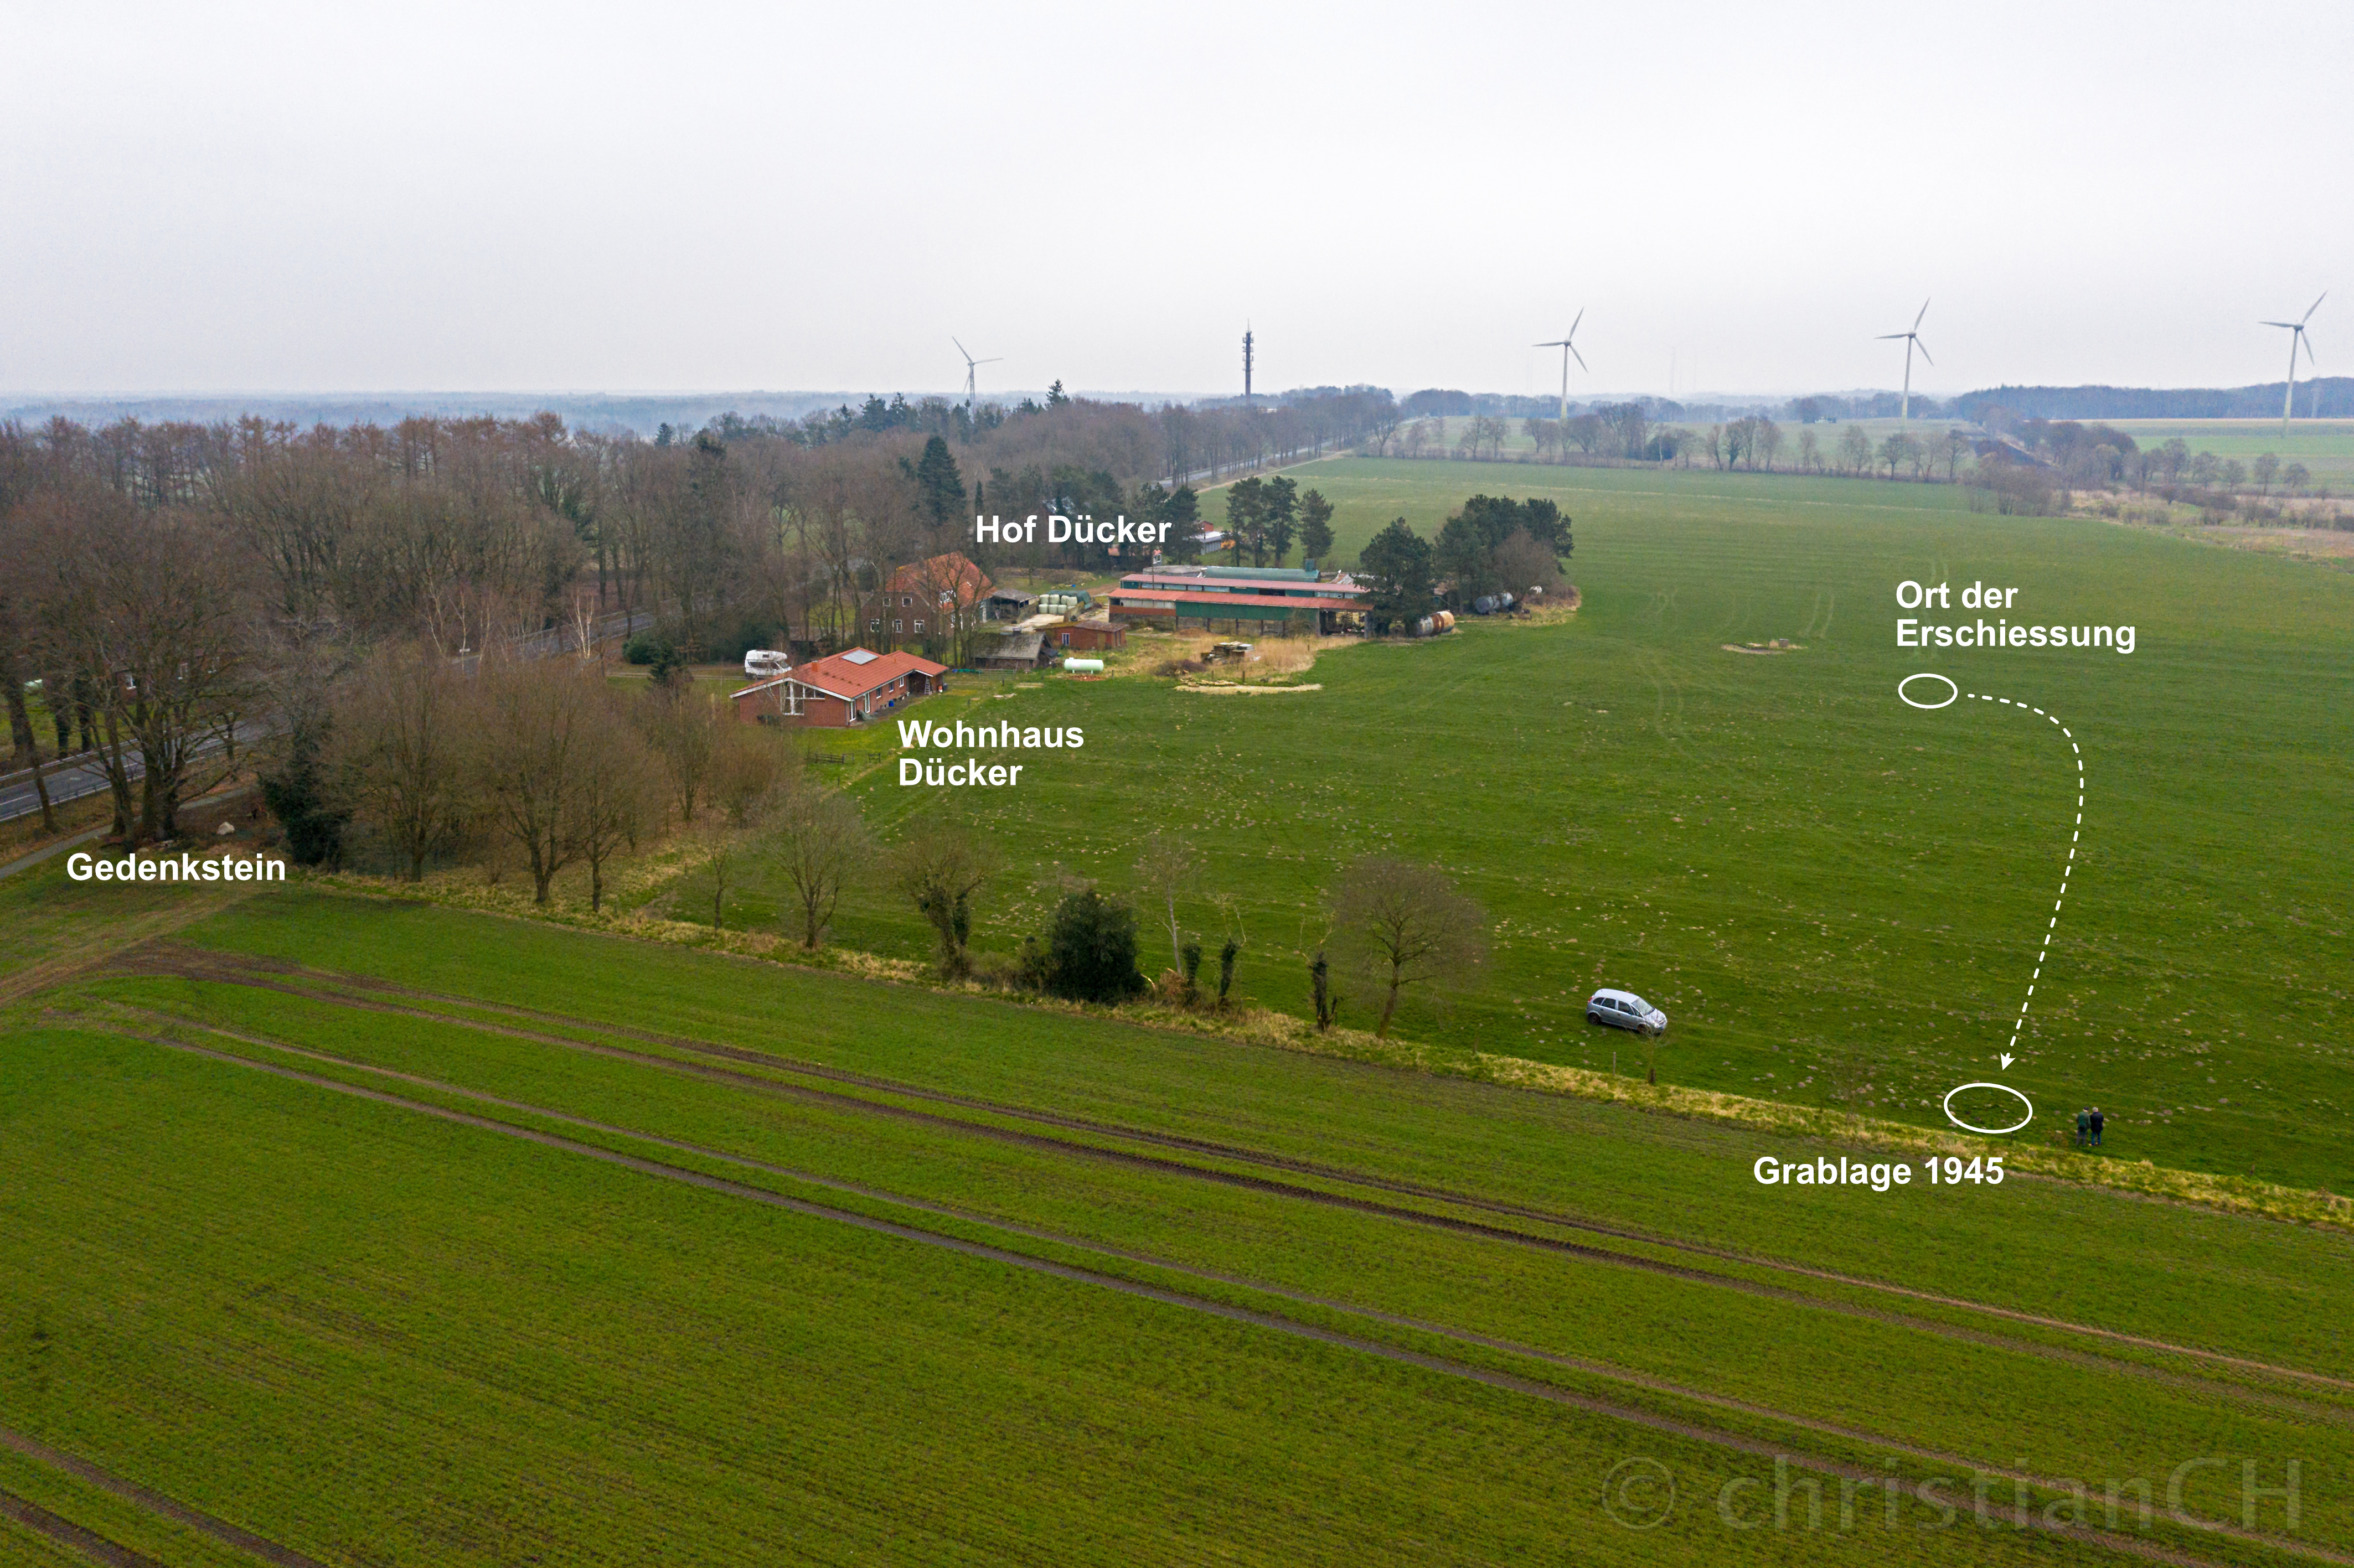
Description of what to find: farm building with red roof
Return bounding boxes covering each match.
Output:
[730,647,948,728]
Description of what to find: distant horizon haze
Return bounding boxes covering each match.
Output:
[3,2,2345,399]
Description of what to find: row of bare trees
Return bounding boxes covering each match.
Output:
[0,483,255,842]
[8,392,1392,702]
[0,411,1036,843]
[322,649,825,907]
[316,645,875,948]
[1126,830,1489,1037]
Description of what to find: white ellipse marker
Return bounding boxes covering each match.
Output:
[1897,672,1958,710]
[1944,1081,2033,1136]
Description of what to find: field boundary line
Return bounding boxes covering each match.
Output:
[0,1425,328,1568]
[115,946,2354,1394]
[0,1487,164,1567]
[239,878,2354,1235]
[81,1017,2329,1568]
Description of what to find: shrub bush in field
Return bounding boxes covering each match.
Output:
[1044,888,1148,1003]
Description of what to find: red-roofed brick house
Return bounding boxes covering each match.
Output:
[730,647,948,728]
[877,552,994,655]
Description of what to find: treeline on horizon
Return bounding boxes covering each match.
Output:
[1400,376,2354,427]
[14,374,2346,449]
[0,382,1397,645]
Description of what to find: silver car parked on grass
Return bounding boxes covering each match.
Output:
[1587,988,1666,1037]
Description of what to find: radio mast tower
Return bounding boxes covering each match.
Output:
[1242,325,1254,401]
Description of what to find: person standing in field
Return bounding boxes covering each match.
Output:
[2089,1107,2104,1148]
[2076,1108,2090,1148]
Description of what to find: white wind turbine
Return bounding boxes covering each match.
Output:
[953,337,1002,417]
[1878,300,1933,420]
[2260,294,2325,437]
[1533,310,1587,425]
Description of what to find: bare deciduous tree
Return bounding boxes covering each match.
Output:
[38,489,255,842]
[1837,424,1873,477]
[1328,855,1489,1038]
[713,725,793,825]
[688,732,795,931]
[771,778,869,949]
[571,706,659,913]
[891,822,994,976]
[1132,829,1199,975]
[1493,531,1566,599]
[0,504,59,832]
[636,677,727,822]
[690,812,744,932]
[470,656,601,904]
[332,641,469,880]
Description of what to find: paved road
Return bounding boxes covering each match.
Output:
[0,608,653,827]
[0,743,148,824]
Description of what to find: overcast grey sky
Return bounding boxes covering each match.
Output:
[4,1,2346,400]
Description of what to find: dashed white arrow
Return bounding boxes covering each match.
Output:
[1906,679,2084,1134]
[1961,691,2084,1067]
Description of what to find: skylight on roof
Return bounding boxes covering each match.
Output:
[840,649,879,665]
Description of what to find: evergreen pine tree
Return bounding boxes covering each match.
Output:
[1160,485,1201,563]
[1357,517,1435,633]
[912,436,964,529]
[259,721,350,867]
[1263,477,1298,565]
[1298,489,1335,565]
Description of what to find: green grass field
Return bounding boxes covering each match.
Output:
[1384,415,2354,494]
[4,886,2348,1564]
[2102,420,2354,489]
[662,459,2354,1193]
[1401,413,1974,464]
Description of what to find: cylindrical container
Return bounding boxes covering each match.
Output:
[1062,658,1105,672]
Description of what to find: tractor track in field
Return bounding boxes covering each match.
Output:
[101,997,2354,1441]
[111,944,2354,1404]
[0,1424,332,1568]
[0,1487,164,1567]
[83,1016,2331,1568]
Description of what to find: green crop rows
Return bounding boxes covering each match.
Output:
[0,889,2344,1563]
